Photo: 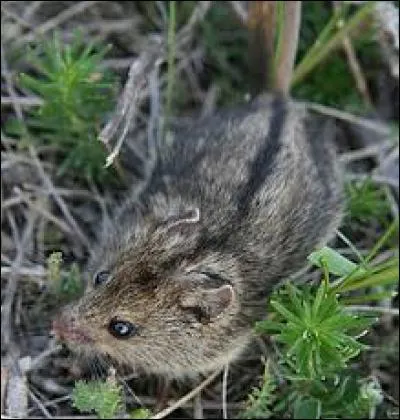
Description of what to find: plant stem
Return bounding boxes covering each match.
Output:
[274,1,302,95]
[248,1,276,93]
[365,218,399,264]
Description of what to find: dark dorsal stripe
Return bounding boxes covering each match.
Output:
[235,96,286,218]
[195,96,287,253]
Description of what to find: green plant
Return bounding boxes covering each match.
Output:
[46,251,84,301]
[243,221,398,419]
[291,1,376,88]
[292,1,379,109]
[130,407,152,419]
[241,360,277,419]
[6,31,119,184]
[257,282,371,380]
[72,379,124,419]
[72,378,152,419]
[345,178,393,225]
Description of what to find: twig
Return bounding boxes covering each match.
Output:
[101,57,137,69]
[1,366,8,415]
[228,1,248,24]
[383,185,399,220]
[100,1,211,167]
[99,47,161,166]
[0,4,35,31]
[222,364,229,419]
[23,1,44,21]
[27,395,71,414]
[1,96,44,107]
[81,17,139,34]
[193,394,204,419]
[303,101,391,135]
[28,389,52,419]
[336,229,366,264]
[1,264,46,278]
[29,345,63,372]
[333,1,372,107]
[339,143,391,163]
[15,1,100,45]
[151,369,222,419]
[176,1,211,46]
[346,172,399,188]
[16,191,74,236]
[374,1,399,79]
[126,395,245,410]
[1,211,38,351]
[21,184,101,202]
[346,305,399,315]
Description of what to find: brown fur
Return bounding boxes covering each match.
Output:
[53,94,344,378]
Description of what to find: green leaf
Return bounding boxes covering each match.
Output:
[340,290,398,305]
[336,262,399,293]
[314,294,339,323]
[293,397,322,419]
[365,218,399,263]
[72,380,123,419]
[321,313,370,332]
[286,283,305,317]
[255,319,284,333]
[312,281,327,319]
[270,300,304,326]
[308,246,365,277]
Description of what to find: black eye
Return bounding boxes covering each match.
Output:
[108,319,137,339]
[94,270,111,286]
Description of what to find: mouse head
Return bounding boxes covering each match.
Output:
[52,207,247,377]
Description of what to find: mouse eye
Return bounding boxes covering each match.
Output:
[108,319,137,339]
[94,270,111,287]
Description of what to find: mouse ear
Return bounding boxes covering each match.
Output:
[179,283,236,323]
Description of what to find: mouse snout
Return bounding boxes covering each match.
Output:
[51,312,75,340]
[51,312,93,344]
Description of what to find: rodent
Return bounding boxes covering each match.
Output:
[52,93,344,378]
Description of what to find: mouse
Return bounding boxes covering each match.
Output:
[53,95,343,378]
[52,93,344,378]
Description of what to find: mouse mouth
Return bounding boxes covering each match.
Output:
[52,317,93,345]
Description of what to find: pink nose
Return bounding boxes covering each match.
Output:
[51,317,68,341]
[51,315,93,344]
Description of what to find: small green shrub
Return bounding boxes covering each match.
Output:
[72,378,152,419]
[46,251,84,301]
[6,31,119,185]
[241,360,277,419]
[242,222,398,419]
[72,379,124,419]
[345,178,393,225]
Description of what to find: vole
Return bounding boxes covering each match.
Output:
[52,93,343,378]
